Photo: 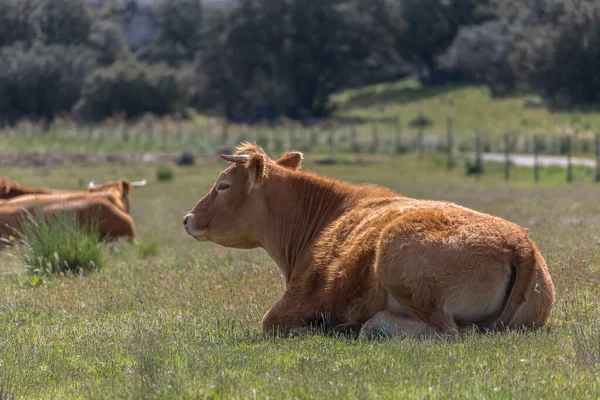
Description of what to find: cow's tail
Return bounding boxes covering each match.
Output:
[492,236,539,330]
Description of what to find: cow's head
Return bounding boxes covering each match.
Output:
[87,178,146,213]
[183,143,303,248]
[0,179,26,199]
[0,178,8,197]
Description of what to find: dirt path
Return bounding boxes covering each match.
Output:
[481,153,596,168]
[1,150,597,169]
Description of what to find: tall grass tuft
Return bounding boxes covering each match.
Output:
[138,239,159,258]
[19,210,105,277]
[156,165,174,181]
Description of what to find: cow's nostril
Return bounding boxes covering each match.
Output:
[183,215,189,226]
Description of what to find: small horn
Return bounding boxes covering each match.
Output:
[131,179,147,187]
[221,154,250,163]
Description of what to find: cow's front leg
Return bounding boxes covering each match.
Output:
[261,293,321,336]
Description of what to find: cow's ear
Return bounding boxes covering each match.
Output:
[245,153,268,188]
[276,151,303,170]
[119,179,132,196]
[0,179,6,194]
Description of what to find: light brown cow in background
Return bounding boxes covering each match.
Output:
[0,178,145,243]
[0,178,146,213]
[183,143,555,338]
[0,178,55,199]
[0,198,136,242]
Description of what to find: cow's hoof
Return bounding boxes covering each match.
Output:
[359,323,390,341]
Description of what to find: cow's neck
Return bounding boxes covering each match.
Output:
[259,171,354,286]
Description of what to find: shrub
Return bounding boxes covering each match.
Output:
[156,165,174,181]
[74,60,187,122]
[20,210,104,277]
[0,43,98,127]
[509,0,600,107]
[443,19,521,96]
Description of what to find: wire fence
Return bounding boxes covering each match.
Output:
[2,115,600,183]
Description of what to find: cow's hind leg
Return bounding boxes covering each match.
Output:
[369,219,466,338]
[361,311,444,339]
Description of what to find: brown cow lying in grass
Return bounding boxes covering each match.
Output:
[0,178,144,243]
[0,178,55,198]
[0,178,146,214]
[0,198,136,243]
[183,143,556,338]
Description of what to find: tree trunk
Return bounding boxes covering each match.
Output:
[421,54,442,85]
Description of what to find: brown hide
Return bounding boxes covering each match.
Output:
[0,197,136,242]
[0,178,134,213]
[0,178,55,199]
[183,143,555,337]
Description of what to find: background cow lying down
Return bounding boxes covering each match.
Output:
[0,178,145,243]
[0,197,136,243]
[183,143,556,338]
[0,178,55,198]
[0,178,146,214]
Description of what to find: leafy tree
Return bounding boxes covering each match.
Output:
[0,0,37,47]
[509,0,600,107]
[74,59,188,121]
[197,0,381,121]
[443,18,522,96]
[379,0,491,84]
[29,0,93,45]
[138,0,204,65]
[0,43,98,128]
[89,20,128,65]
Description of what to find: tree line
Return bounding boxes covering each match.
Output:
[0,0,598,129]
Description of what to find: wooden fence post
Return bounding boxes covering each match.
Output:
[350,125,359,153]
[596,133,600,182]
[446,117,453,169]
[394,117,401,154]
[328,129,335,157]
[567,135,573,182]
[533,135,539,183]
[162,120,168,149]
[418,117,424,160]
[308,125,317,152]
[370,124,378,153]
[475,131,483,177]
[222,119,229,145]
[122,122,129,143]
[504,133,510,182]
[289,124,296,150]
[175,113,183,143]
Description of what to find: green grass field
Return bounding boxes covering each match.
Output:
[1,154,600,398]
[333,78,600,137]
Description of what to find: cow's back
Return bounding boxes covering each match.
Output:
[306,196,527,324]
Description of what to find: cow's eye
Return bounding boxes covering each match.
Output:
[217,183,230,191]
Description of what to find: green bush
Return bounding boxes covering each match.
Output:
[74,60,187,122]
[0,43,98,126]
[156,165,174,181]
[20,210,104,277]
[509,0,600,107]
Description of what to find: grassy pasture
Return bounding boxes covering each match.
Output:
[334,78,600,137]
[0,155,600,398]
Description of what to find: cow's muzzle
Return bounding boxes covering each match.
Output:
[183,213,208,240]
